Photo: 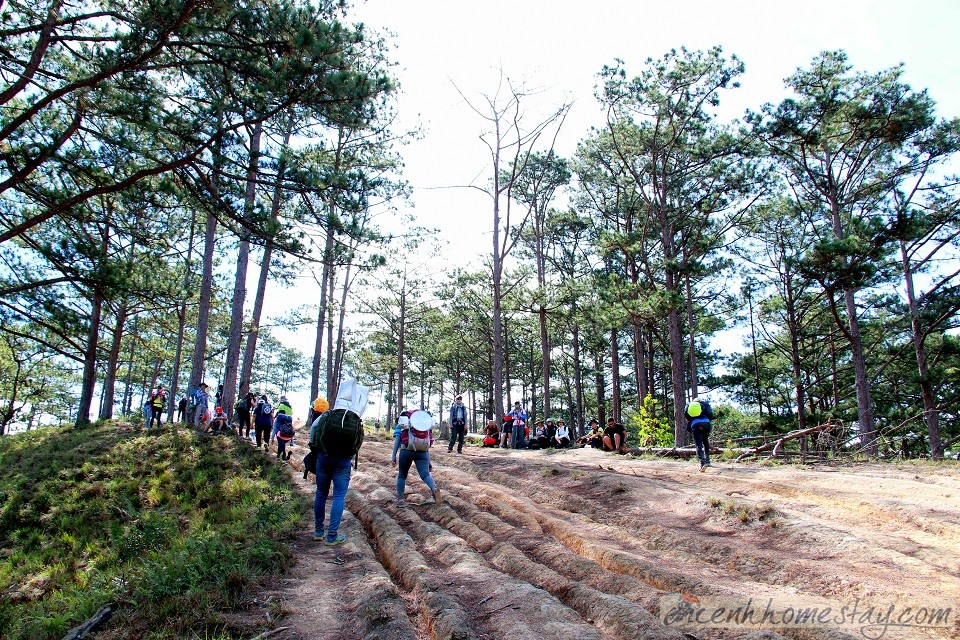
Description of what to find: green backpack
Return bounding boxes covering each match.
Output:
[309,408,364,460]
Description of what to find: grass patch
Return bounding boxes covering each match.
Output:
[707,496,780,526]
[609,482,629,495]
[570,470,585,479]
[0,421,309,640]
[540,467,560,477]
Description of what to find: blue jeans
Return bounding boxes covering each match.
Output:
[692,425,711,466]
[396,449,436,498]
[512,423,526,449]
[314,452,352,540]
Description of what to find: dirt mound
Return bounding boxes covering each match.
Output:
[232,442,960,640]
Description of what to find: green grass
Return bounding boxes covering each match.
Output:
[0,421,309,639]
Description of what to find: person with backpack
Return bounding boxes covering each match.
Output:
[309,379,368,546]
[148,384,167,429]
[273,406,295,461]
[235,392,255,440]
[191,383,211,430]
[392,409,441,506]
[447,394,468,454]
[685,397,714,472]
[482,420,499,447]
[252,394,274,450]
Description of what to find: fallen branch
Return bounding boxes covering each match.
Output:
[735,423,836,462]
[61,607,112,640]
[248,626,290,640]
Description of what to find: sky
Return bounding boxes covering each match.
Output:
[272,0,960,420]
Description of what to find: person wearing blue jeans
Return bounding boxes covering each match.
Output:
[393,449,440,505]
[314,451,352,545]
[684,398,714,472]
[509,401,528,449]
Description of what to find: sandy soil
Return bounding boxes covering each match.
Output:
[230,437,960,640]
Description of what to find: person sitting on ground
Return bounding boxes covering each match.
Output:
[529,421,549,450]
[208,406,229,434]
[482,420,499,447]
[578,418,603,448]
[553,418,571,448]
[603,416,627,452]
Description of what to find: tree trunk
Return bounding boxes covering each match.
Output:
[241,122,291,398]
[632,319,647,401]
[572,322,584,435]
[188,208,218,392]
[332,261,352,392]
[121,316,137,415]
[75,286,104,429]
[685,273,699,399]
[167,213,196,422]
[900,240,941,459]
[610,326,621,422]
[222,122,262,415]
[98,301,128,420]
[594,346,605,425]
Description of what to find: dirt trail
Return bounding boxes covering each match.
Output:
[234,439,960,640]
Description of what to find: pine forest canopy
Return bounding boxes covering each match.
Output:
[1,1,958,461]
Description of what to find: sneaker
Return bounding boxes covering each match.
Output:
[433,488,442,506]
[700,463,711,472]
[314,531,325,541]
[325,533,346,546]
[396,497,406,506]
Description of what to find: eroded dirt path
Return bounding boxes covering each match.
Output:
[236,439,960,640]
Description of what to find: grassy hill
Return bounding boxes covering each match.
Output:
[0,422,309,639]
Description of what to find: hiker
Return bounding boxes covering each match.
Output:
[603,416,627,452]
[192,383,211,429]
[392,410,441,506]
[273,405,295,461]
[312,378,369,546]
[253,394,274,449]
[177,395,187,422]
[685,397,714,472]
[235,392,255,440]
[529,421,549,450]
[499,414,513,448]
[208,406,229,434]
[508,401,528,449]
[578,419,603,448]
[214,383,224,410]
[482,420,499,447]
[447,394,468,454]
[553,418,571,448]
[147,384,166,428]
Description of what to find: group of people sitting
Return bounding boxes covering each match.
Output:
[576,417,628,453]
[479,408,627,453]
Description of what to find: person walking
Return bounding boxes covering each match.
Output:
[392,410,441,506]
[235,392,255,440]
[148,384,167,429]
[685,397,714,472]
[252,394,274,449]
[447,394,468,454]
[176,395,187,423]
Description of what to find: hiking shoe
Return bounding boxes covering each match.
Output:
[433,488,442,505]
[314,531,325,541]
[396,497,407,506]
[700,463,711,472]
[324,533,346,546]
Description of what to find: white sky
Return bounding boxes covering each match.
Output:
[272,0,960,419]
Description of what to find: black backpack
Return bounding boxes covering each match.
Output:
[309,408,364,461]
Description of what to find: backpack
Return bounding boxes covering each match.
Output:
[402,409,433,451]
[309,408,364,459]
[277,414,295,439]
[260,400,273,416]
